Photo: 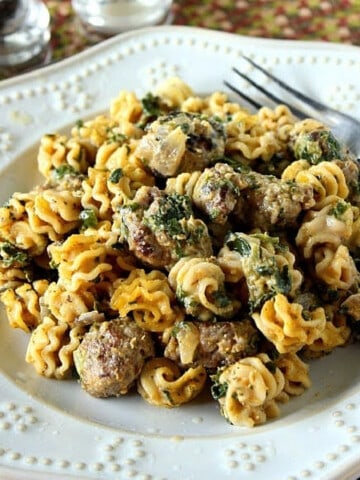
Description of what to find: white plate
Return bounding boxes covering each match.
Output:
[0,25,360,480]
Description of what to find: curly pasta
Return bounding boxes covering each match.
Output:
[282,160,349,209]
[71,114,119,148]
[81,168,113,221]
[30,187,82,239]
[42,281,97,327]
[276,353,311,400]
[165,171,202,198]
[296,198,354,259]
[137,357,206,407]
[1,280,48,332]
[90,142,155,214]
[314,244,358,289]
[213,353,285,427]
[302,316,351,358]
[110,90,143,123]
[25,316,85,379]
[155,76,194,109]
[168,256,239,320]
[252,294,326,354]
[37,134,95,180]
[48,234,113,292]
[110,269,184,332]
[0,265,28,290]
[0,192,48,256]
[225,104,295,162]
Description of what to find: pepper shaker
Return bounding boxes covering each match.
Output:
[0,0,50,71]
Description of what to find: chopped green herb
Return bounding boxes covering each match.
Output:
[274,265,292,295]
[329,200,349,218]
[209,208,221,220]
[0,242,29,267]
[171,320,189,337]
[220,155,251,173]
[141,92,162,118]
[53,164,78,179]
[127,202,140,212]
[256,265,275,276]
[179,122,191,134]
[145,193,193,238]
[226,234,251,257]
[212,289,231,308]
[106,127,127,144]
[79,208,98,228]
[109,168,123,183]
[210,371,228,400]
[294,129,342,164]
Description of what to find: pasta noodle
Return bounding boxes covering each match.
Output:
[252,294,327,354]
[48,234,113,292]
[25,315,85,379]
[303,320,351,358]
[37,134,95,180]
[110,269,184,332]
[154,76,194,108]
[282,160,349,209]
[42,281,97,327]
[296,198,354,259]
[276,353,311,400]
[0,192,48,256]
[1,280,48,332]
[0,76,359,428]
[212,353,285,427]
[137,357,206,407]
[168,256,240,320]
[314,244,358,289]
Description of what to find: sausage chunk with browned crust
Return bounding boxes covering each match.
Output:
[73,317,154,397]
[117,185,212,270]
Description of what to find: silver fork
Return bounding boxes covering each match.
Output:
[224,56,360,158]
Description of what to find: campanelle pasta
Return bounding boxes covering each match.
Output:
[0,76,359,427]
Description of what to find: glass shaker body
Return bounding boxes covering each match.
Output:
[71,0,174,36]
[0,0,50,68]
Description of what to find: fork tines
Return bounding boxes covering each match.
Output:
[226,58,311,119]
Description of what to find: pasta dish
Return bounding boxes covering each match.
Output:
[0,77,359,427]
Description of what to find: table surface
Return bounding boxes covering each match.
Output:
[48,0,360,54]
[2,0,360,80]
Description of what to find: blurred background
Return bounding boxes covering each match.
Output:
[47,0,360,61]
